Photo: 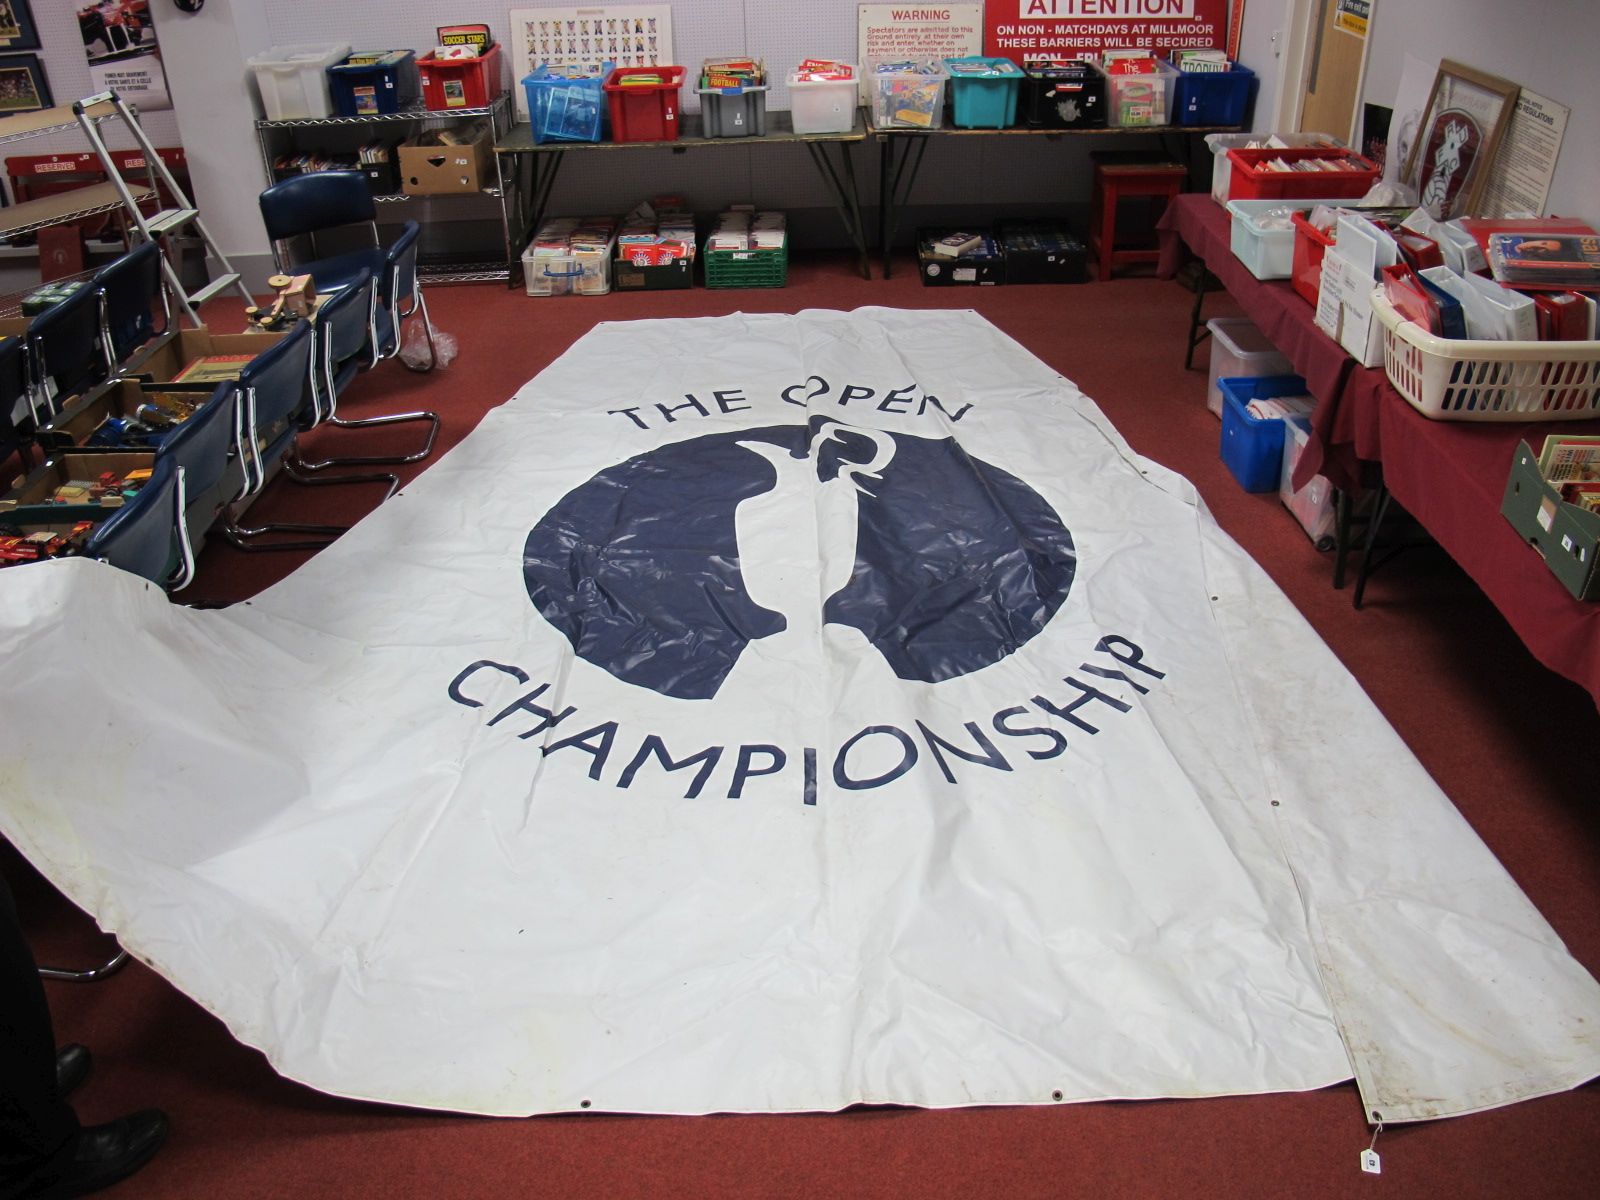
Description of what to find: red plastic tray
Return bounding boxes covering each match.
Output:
[1290,210,1336,306]
[1224,146,1379,204]
[418,45,505,111]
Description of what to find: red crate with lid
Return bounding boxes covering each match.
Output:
[603,65,686,142]
[417,44,505,111]
[1223,146,1379,204]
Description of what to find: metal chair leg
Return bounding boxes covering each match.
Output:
[294,410,440,469]
[40,946,129,982]
[223,463,398,551]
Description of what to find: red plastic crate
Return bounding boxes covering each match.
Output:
[418,44,505,111]
[603,65,686,142]
[1290,210,1336,306]
[1223,146,1379,204]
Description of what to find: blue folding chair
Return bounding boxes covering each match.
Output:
[293,267,439,470]
[93,241,175,378]
[258,171,393,301]
[155,379,242,548]
[83,452,195,591]
[0,335,31,471]
[221,319,396,552]
[25,284,107,429]
[374,221,438,372]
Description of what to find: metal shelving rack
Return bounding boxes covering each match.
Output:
[0,101,153,245]
[253,94,517,284]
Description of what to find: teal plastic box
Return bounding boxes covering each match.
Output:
[944,57,1024,128]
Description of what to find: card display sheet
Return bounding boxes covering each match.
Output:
[2,309,1598,1121]
[509,6,675,119]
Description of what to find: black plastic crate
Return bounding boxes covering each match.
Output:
[997,220,1089,284]
[1023,62,1105,129]
[916,228,1003,286]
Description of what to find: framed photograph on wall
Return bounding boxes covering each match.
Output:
[1402,59,1520,220]
[0,52,51,116]
[0,1,41,53]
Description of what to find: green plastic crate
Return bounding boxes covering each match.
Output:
[705,244,787,288]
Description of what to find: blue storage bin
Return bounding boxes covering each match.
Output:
[1171,61,1256,126]
[327,51,419,117]
[522,63,612,144]
[944,57,1024,129]
[1220,374,1307,492]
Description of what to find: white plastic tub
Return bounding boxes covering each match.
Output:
[249,43,352,121]
[1206,317,1293,417]
[1226,198,1322,280]
[788,68,859,135]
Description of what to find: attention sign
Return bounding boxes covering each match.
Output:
[985,0,1230,61]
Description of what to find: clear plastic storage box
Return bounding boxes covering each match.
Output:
[1280,416,1337,549]
[787,66,859,135]
[1104,61,1178,127]
[249,43,352,122]
[1207,318,1293,418]
[868,60,949,129]
[522,65,610,143]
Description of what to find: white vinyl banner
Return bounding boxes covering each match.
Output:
[2,309,1598,1121]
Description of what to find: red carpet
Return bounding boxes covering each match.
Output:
[7,253,1598,1198]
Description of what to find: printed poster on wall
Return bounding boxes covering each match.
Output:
[508,6,673,120]
[986,0,1231,64]
[858,5,983,104]
[78,0,168,110]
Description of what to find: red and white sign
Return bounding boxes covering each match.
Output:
[985,0,1231,63]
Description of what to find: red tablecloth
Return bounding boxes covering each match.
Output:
[1157,192,1600,708]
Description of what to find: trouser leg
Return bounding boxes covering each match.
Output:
[0,870,78,1188]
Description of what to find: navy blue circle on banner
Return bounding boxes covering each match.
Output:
[524,418,1077,700]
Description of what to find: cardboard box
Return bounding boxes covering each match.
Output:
[0,450,158,524]
[399,129,492,195]
[40,377,226,450]
[1501,440,1600,601]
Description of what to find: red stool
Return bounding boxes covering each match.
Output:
[1088,154,1186,280]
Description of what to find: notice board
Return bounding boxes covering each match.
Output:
[985,0,1231,63]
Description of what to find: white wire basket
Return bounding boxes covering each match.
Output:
[1370,288,1600,421]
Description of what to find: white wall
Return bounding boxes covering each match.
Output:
[1360,0,1597,216]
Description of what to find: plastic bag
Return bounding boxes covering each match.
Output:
[1359,179,1417,209]
[400,321,458,371]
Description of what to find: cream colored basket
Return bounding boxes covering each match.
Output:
[1370,288,1600,421]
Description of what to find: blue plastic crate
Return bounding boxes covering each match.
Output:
[327,51,419,117]
[944,57,1024,128]
[1172,61,1256,126]
[1220,374,1307,492]
[522,64,612,144]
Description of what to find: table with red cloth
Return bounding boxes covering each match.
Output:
[1157,192,1600,708]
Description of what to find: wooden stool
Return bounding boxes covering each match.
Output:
[1089,153,1186,280]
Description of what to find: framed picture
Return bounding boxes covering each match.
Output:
[0,52,50,116]
[0,1,40,53]
[1402,59,1519,220]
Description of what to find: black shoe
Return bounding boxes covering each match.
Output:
[32,1110,169,1199]
[55,1045,91,1098]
